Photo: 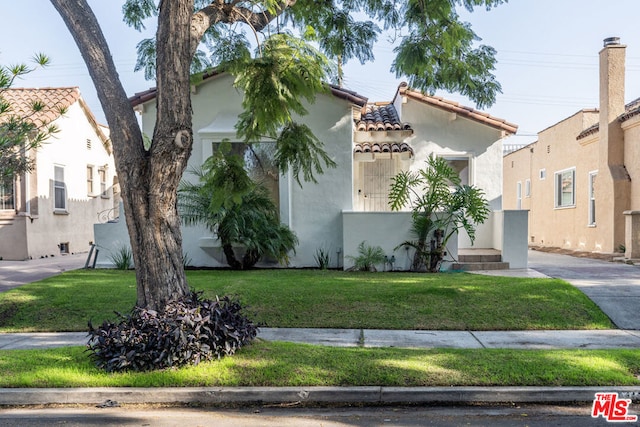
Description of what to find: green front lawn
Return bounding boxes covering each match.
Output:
[0,269,613,332]
[0,268,631,388]
[1,342,639,388]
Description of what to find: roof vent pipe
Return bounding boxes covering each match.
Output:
[604,37,621,47]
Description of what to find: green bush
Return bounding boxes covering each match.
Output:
[86,292,258,372]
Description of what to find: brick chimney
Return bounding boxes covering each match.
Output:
[598,37,630,252]
[599,36,626,166]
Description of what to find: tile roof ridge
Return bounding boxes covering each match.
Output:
[130,76,368,107]
[397,85,517,134]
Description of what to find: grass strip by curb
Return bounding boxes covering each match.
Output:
[1,341,639,388]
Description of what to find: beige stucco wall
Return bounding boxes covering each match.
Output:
[503,110,623,252]
[0,215,28,260]
[502,144,533,214]
[622,114,640,211]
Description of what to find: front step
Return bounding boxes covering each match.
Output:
[451,261,510,271]
[452,249,509,271]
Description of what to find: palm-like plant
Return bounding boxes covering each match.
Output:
[346,241,386,272]
[179,144,297,270]
[389,156,490,272]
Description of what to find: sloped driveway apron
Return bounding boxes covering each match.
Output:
[528,250,640,330]
[0,254,86,293]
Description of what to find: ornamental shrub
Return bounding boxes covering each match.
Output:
[86,292,257,372]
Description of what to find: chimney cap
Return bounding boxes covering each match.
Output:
[604,37,621,47]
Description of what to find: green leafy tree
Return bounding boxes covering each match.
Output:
[0,54,61,184]
[179,143,298,270]
[389,156,490,272]
[49,0,505,310]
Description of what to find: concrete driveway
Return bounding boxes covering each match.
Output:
[528,249,640,330]
[0,253,87,293]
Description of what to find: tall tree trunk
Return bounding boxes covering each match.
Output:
[51,0,193,310]
[51,0,296,310]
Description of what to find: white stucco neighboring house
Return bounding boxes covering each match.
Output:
[0,87,118,261]
[95,72,525,270]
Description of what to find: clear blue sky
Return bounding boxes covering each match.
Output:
[2,0,640,146]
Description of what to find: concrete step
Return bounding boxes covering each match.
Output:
[458,254,503,263]
[451,261,510,271]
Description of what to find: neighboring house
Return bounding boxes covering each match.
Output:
[0,87,118,261]
[504,37,640,258]
[96,72,524,270]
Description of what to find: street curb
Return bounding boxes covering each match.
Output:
[1,386,640,406]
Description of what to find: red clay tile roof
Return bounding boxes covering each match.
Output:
[396,83,518,134]
[1,87,110,153]
[354,142,414,155]
[356,103,412,132]
[1,87,80,127]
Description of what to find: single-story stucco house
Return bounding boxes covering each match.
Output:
[95,73,527,270]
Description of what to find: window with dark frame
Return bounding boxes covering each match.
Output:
[54,165,67,211]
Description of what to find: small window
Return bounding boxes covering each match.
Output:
[54,165,67,211]
[554,168,575,208]
[87,165,94,195]
[0,179,15,210]
[539,169,546,180]
[525,179,531,197]
[98,167,108,198]
[516,181,522,210]
[59,242,69,255]
[86,139,92,150]
[588,171,597,226]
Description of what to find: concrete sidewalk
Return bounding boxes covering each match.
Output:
[3,328,640,350]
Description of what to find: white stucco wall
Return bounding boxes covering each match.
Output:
[342,211,459,271]
[94,77,520,269]
[395,96,507,249]
[282,95,355,267]
[111,74,358,268]
[493,210,529,268]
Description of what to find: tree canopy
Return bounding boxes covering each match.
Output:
[125,0,505,109]
[0,54,62,184]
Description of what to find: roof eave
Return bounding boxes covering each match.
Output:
[398,85,518,135]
